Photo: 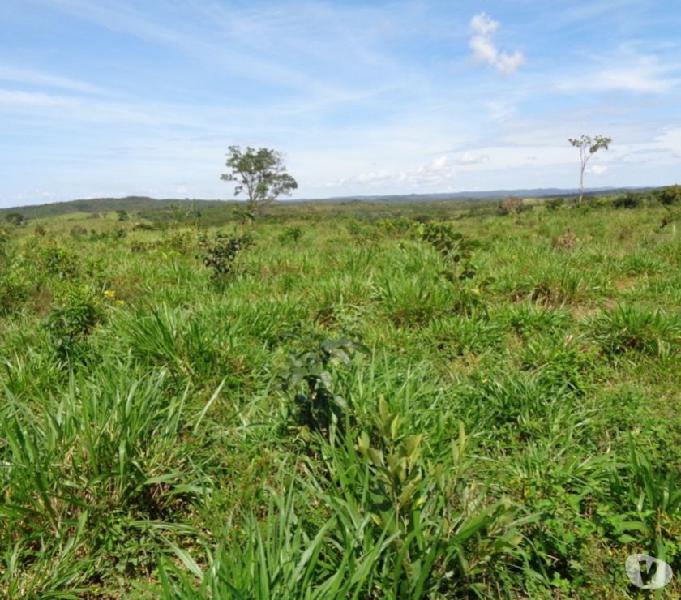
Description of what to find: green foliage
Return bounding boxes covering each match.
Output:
[278,225,304,243]
[45,288,102,363]
[417,222,490,315]
[283,336,365,435]
[39,245,80,279]
[221,145,298,215]
[545,197,565,210]
[417,222,480,281]
[5,212,27,226]
[613,192,641,209]
[656,184,681,206]
[202,233,253,280]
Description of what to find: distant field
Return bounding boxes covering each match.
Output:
[1,192,680,598]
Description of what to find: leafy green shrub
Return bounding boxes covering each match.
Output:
[546,197,565,210]
[4,212,27,226]
[613,192,641,209]
[0,269,31,316]
[0,227,8,260]
[282,337,365,436]
[70,225,88,237]
[376,216,415,235]
[278,226,304,243]
[418,222,480,281]
[417,222,490,315]
[202,233,253,280]
[39,245,80,279]
[45,289,102,362]
[656,184,681,206]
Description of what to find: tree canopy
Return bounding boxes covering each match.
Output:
[221,146,298,215]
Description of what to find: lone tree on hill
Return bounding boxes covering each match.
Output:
[568,134,612,204]
[221,146,298,216]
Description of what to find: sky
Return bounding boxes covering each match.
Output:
[1,0,680,207]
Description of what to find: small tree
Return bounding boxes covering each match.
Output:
[498,196,523,215]
[220,146,298,216]
[5,212,26,227]
[568,135,612,204]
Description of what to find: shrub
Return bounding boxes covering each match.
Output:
[0,270,31,316]
[39,246,80,279]
[498,196,523,215]
[417,222,490,315]
[45,289,102,363]
[70,225,88,237]
[613,192,641,209]
[5,212,27,226]
[278,226,304,243]
[202,233,253,280]
[657,185,681,206]
[282,337,365,436]
[418,222,480,281]
[546,197,565,210]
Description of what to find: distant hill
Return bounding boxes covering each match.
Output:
[0,186,654,218]
[322,186,652,203]
[0,196,232,219]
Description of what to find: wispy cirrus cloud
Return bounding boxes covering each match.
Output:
[469,13,525,74]
[0,65,107,94]
[555,53,680,93]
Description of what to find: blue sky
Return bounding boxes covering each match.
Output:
[1,0,680,206]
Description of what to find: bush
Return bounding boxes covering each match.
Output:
[612,192,641,209]
[202,233,252,280]
[498,196,524,215]
[282,337,365,436]
[657,185,681,206]
[39,246,80,279]
[45,289,102,363]
[5,212,27,226]
[278,226,304,243]
[546,197,565,210]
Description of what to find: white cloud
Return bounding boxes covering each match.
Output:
[555,54,679,94]
[470,13,499,37]
[469,13,525,74]
[589,164,608,175]
[454,152,489,165]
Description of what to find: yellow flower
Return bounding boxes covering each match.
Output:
[103,289,116,299]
